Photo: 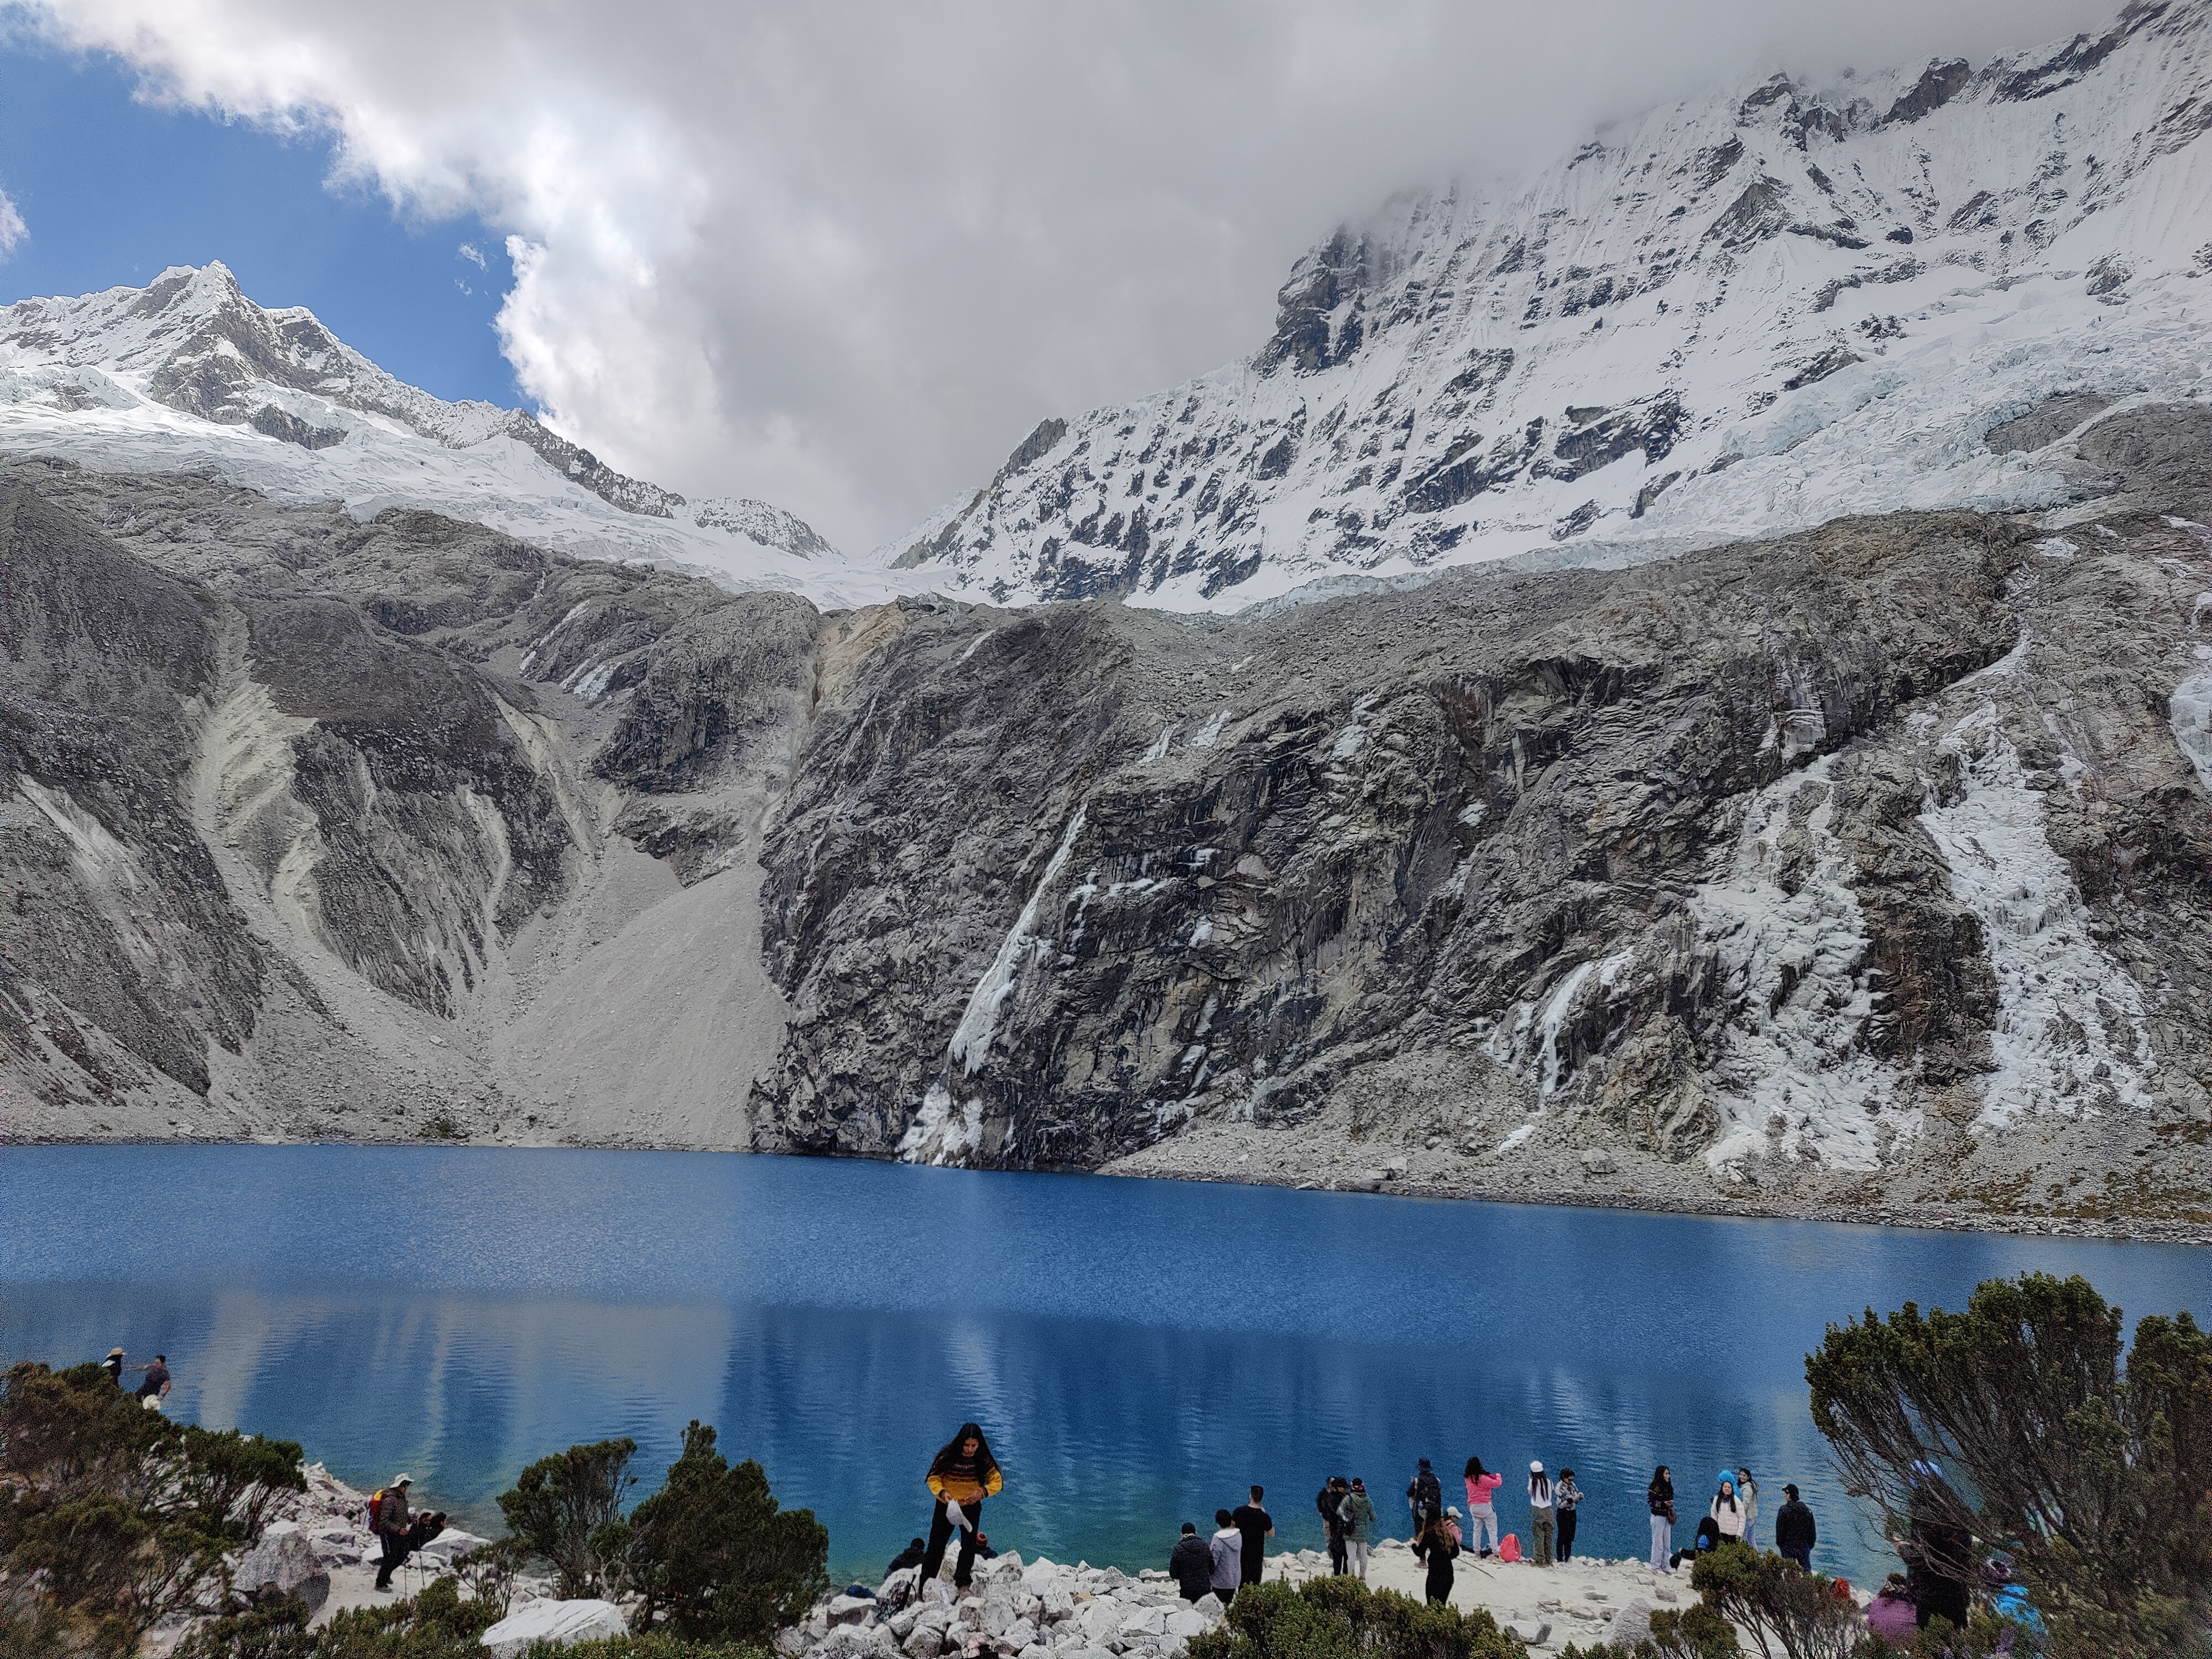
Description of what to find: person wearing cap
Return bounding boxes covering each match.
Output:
[1528,1462,1556,1566]
[100,1347,126,1387]
[373,1475,414,1591]
[1774,1483,1817,1569]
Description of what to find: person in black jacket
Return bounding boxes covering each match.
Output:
[1411,1510,1459,1605]
[887,1537,928,1575]
[1317,1477,1348,1574]
[1774,1484,1817,1569]
[1170,1524,1214,1601]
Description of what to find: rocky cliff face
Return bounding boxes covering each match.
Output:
[6,399,2209,1227]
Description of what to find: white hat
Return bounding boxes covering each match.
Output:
[393,1473,411,1486]
[1530,1460,1545,1473]
[1445,1506,1460,1517]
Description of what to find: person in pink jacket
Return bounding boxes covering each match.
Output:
[1463,1456,1503,1557]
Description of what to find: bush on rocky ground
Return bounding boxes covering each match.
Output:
[1689,1545,1856,1659]
[498,1438,640,1601]
[1807,1273,2212,1659]
[1560,1601,1741,1658]
[1186,1575,1526,1659]
[0,1361,306,1652]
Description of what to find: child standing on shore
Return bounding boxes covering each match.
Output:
[1463,1457,1502,1557]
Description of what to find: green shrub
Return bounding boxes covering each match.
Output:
[1807,1273,2212,1656]
[623,1421,828,1645]
[1689,1543,1856,1659]
[1186,1575,1523,1659]
[498,1437,639,1600]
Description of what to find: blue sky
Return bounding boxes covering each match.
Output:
[0,39,524,409]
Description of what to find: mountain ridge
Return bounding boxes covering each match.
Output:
[1,259,881,599]
[887,0,2212,612]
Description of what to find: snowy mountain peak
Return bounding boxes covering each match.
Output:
[1,263,893,598]
[888,0,2212,612]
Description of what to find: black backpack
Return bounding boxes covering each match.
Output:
[1415,1470,1442,1514]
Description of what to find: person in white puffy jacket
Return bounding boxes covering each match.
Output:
[1710,1475,1748,1545]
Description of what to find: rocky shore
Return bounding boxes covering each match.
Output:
[779,1540,1725,1659]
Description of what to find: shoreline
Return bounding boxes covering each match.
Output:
[12,1135,2210,1246]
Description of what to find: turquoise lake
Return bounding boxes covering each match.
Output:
[2,1145,2203,1585]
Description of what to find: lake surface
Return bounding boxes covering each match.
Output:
[2,1146,2203,1586]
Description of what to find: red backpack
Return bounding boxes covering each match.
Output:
[366,1489,387,1535]
[1499,1533,1522,1563]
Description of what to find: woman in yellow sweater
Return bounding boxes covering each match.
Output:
[920,1421,1004,1592]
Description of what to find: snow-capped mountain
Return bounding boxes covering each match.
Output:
[0,261,899,604]
[890,0,2212,610]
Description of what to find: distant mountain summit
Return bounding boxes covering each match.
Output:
[0,260,870,597]
[891,0,2212,609]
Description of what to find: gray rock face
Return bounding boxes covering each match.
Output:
[4,403,2211,1223]
[232,1525,330,1614]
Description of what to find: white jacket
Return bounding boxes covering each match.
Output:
[1710,1495,1747,1540]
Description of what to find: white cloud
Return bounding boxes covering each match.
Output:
[33,0,2123,550]
[0,185,25,260]
[457,241,486,269]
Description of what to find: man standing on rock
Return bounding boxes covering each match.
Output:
[372,1475,413,1592]
[1209,1509,1243,1605]
[1169,1522,1214,1602]
[129,1354,172,1406]
[1231,1485,1274,1589]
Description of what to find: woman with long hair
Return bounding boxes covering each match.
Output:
[1462,1455,1502,1558]
[1411,1506,1459,1605]
[1710,1475,1746,1547]
[1527,1462,1555,1567]
[1646,1465,1675,1572]
[920,1422,1003,1593]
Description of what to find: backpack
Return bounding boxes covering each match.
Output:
[1414,1470,1441,1513]
[366,1490,387,1535]
[1499,1533,1522,1563]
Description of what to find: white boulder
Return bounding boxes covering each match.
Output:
[1606,1599,1655,1648]
[479,1598,629,1658]
[420,1528,493,1564]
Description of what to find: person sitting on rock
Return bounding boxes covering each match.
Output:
[1170,1522,1214,1601]
[920,1422,1002,1594]
[887,1537,928,1575]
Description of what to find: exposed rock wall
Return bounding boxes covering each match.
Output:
[3,406,2210,1225]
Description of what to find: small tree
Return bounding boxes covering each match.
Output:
[1689,1544,1858,1659]
[625,1421,827,1644]
[1807,1272,2212,1657]
[175,1426,307,1545]
[498,1437,638,1599]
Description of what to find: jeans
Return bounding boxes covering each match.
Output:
[1557,1509,1578,1561]
[1781,1544,1812,1571]
[1344,1538,1369,1579]
[1532,1514,1554,1566]
[1650,1514,1672,1571]
[921,1499,983,1588]
[1468,1510,1500,1554]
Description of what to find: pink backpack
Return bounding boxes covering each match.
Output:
[1499,1533,1522,1563]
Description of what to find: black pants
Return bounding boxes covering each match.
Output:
[1425,1564,1453,1605]
[1781,1544,1811,1570]
[1327,1531,1345,1574]
[374,1531,410,1589]
[921,1500,983,1588]
[1557,1509,1578,1561]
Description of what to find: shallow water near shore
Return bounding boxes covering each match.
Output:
[3,1145,2203,1585]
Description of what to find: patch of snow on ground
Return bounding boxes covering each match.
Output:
[1919,703,2154,1130]
[1689,758,1911,1173]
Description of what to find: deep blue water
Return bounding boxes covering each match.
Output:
[2,1146,2203,1585]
